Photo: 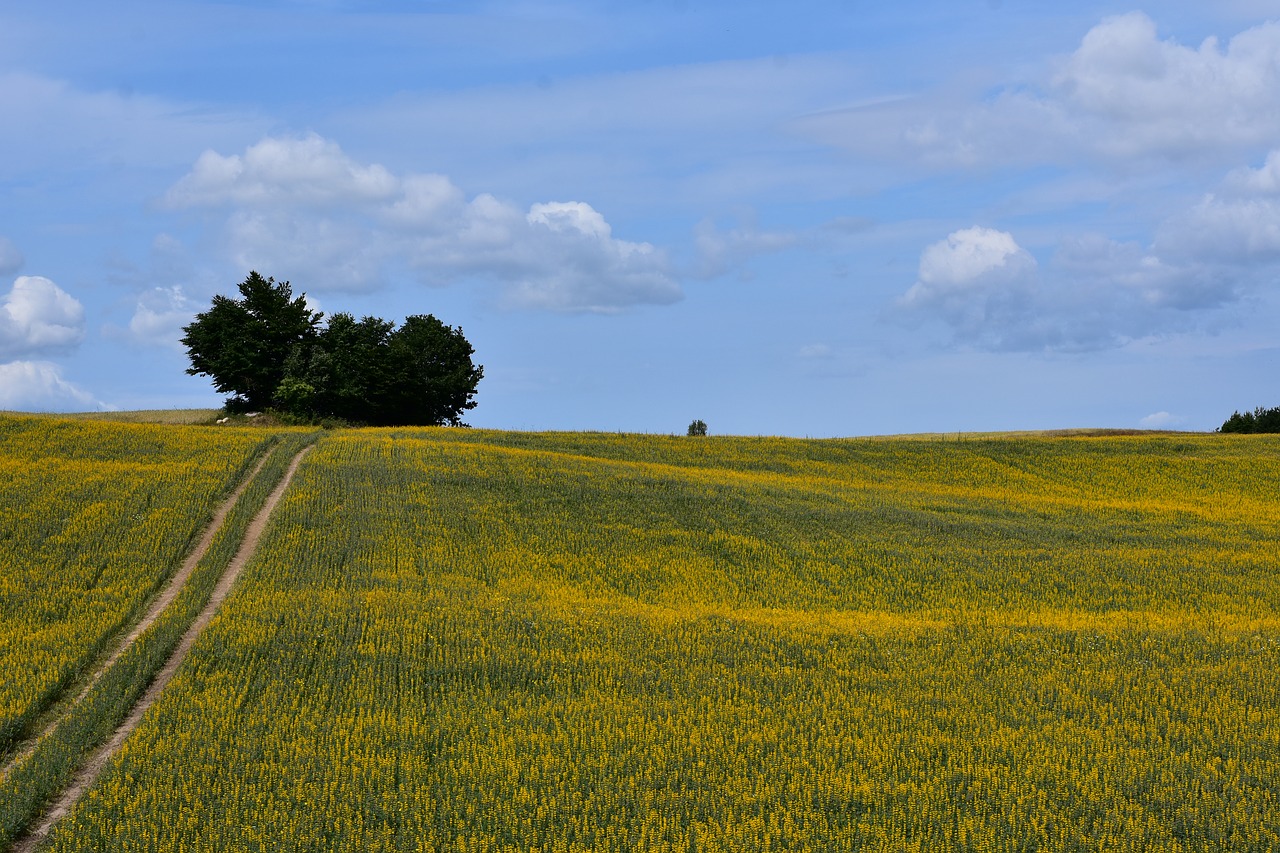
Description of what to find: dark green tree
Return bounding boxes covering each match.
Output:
[283,313,396,423]
[186,272,481,425]
[181,272,322,411]
[383,314,484,427]
[687,419,708,436]
[1219,406,1280,433]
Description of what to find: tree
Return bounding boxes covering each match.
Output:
[687,419,708,436]
[383,314,484,427]
[1219,406,1280,433]
[181,272,322,411]
[282,312,396,423]
[277,312,482,426]
[185,271,482,425]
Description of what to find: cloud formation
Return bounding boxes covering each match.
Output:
[165,134,680,311]
[164,134,398,208]
[895,141,1280,353]
[0,360,101,412]
[1140,411,1186,429]
[896,226,1238,352]
[1158,148,1280,262]
[801,13,1280,171]
[0,276,86,360]
[896,227,1040,349]
[122,285,201,349]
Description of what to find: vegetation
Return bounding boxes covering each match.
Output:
[1219,405,1280,433]
[0,415,269,757]
[183,271,483,426]
[687,418,708,436]
[22,427,1280,852]
[0,432,317,850]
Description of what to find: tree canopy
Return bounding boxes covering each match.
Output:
[1218,406,1280,434]
[183,272,482,426]
[180,271,321,412]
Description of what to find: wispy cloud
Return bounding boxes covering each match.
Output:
[798,13,1280,172]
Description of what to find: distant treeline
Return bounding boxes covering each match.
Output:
[1219,406,1280,433]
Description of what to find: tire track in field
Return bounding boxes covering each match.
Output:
[0,449,272,779]
[12,445,314,853]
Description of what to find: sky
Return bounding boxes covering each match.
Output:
[4,0,1280,435]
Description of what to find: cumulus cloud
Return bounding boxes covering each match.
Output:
[0,361,103,412]
[0,238,23,276]
[0,276,86,360]
[1157,148,1280,263]
[163,134,399,209]
[1140,411,1186,429]
[895,224,1243,352]
[800,13,1280,170]
[896,227,1041,348]
[164,134,680,311]
[1053,13,1280,159]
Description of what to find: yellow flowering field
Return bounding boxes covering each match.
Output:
[0,415,272,755]
[43,429,1280,851]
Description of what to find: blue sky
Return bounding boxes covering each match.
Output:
[3,0,1280,435]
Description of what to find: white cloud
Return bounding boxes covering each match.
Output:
[163,134,399,209]
[896,228,1040,348]
[224,210,389,293]
[799,13,1280,171]
[1155,148,1280,263]
[1054,234,1233,312]
[915,227,1036,289]
[0,237,22,276]
[1053,13,1280,159]
[123,285,201,349]
[0,276,86,360]
[165,134,681,311]
[1159,194,1280,261]
[0,361,102,412]
[1225,149,1280,194]
[1140,411,1186,429]
[895,226,1240,352]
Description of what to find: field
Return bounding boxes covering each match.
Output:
[0,416,271,756]
[4,420,1280,851]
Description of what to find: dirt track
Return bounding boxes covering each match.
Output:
[12,444,314,853]
[0,451,272,780]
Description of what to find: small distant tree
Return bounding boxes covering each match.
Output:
[687,419,708,436]
[1219,406,1280,433]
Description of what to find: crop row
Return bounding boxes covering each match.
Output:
[42,430,1280,851]
[0,416,273,754]
[0,431,318,849]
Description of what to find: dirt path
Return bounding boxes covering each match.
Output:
[0,450,273,779]
[12,445,314,853]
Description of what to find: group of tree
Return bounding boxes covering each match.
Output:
[182,272,482,426]
[1218,406,1280,434]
